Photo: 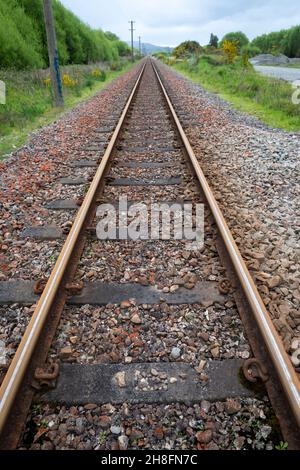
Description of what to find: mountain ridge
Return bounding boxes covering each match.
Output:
[127,41,173,54]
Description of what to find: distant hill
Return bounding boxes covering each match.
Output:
[128,42,173,55]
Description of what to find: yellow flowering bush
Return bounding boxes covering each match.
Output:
[91,69,106,81]
[222,40,238,64]
[62,74,77,87]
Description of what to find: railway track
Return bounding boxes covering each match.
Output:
[0,58,299,450]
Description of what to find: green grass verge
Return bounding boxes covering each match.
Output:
[172,57,300,132]
[0,62,134,159]
[260,63,300,68]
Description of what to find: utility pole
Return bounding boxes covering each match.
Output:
[129,20,135,63]
[138,36,142,57]
[43,0,64,107]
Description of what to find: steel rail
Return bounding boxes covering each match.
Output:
[152,60,300,428]
[0,62,146,437]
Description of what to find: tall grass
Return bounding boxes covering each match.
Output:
[0,60,132,157]
[174,57,300,131]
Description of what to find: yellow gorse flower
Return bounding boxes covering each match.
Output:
[62,74,77,87]
[222,40,238,64]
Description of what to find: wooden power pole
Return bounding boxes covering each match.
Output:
[129,20,135,63]
[43,0,64,107]
[138,36,142,56]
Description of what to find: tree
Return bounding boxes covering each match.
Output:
[0,0,129,69]
[284,26,300,58]
[221,31,249,51]
[241,44,261,58]
[251,30,288,55]
[209,33,218,48]
[174,40,202,58]
[105,31,119,41]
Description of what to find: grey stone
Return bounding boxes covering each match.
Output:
[170,347,181,359]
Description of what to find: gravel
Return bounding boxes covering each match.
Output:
[20,398,278,450]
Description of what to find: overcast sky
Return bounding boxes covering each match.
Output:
[60,0,300,47]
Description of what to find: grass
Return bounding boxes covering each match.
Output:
[0,61,134,159]
[260,62,300,68]
[172,56,300,132]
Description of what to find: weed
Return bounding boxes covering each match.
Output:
[98,431,108,445]
[275,441,288,450]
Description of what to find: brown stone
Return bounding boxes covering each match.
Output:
[225,398,241,414]
[196,429,213,444]
[60,346,72,359]
[153,427,165,439]
[120,300,131,309]
[98,415,111,429]
[84,404,98,410]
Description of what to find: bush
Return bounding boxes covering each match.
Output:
[220,32,249,51]
[222,40,238,63]
[241,44,262,58]
[174,41,203,59]
[91,69,106,81]
[0,0,130,69]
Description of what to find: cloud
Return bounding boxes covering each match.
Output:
[60,0,300,46]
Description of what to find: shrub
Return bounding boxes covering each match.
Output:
[220,32,249,51]
[62,74,77,87]
[241,44,262,58]
[91,69,106,81]
[0,0,130,69]
[222,40,238,64]
[174,41,203,59]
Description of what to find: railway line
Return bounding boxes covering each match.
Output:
[0,58,299,450]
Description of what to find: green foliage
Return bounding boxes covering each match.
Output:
[0,0,45,68]
[275,441,288,450]
[251,29,288,55]
[221,31,249,51]
[284,26,300,58]
[174,40,203,58]
[241,44,262,58]
[0,0,129,69]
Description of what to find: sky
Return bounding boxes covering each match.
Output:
[60,0,300,47]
